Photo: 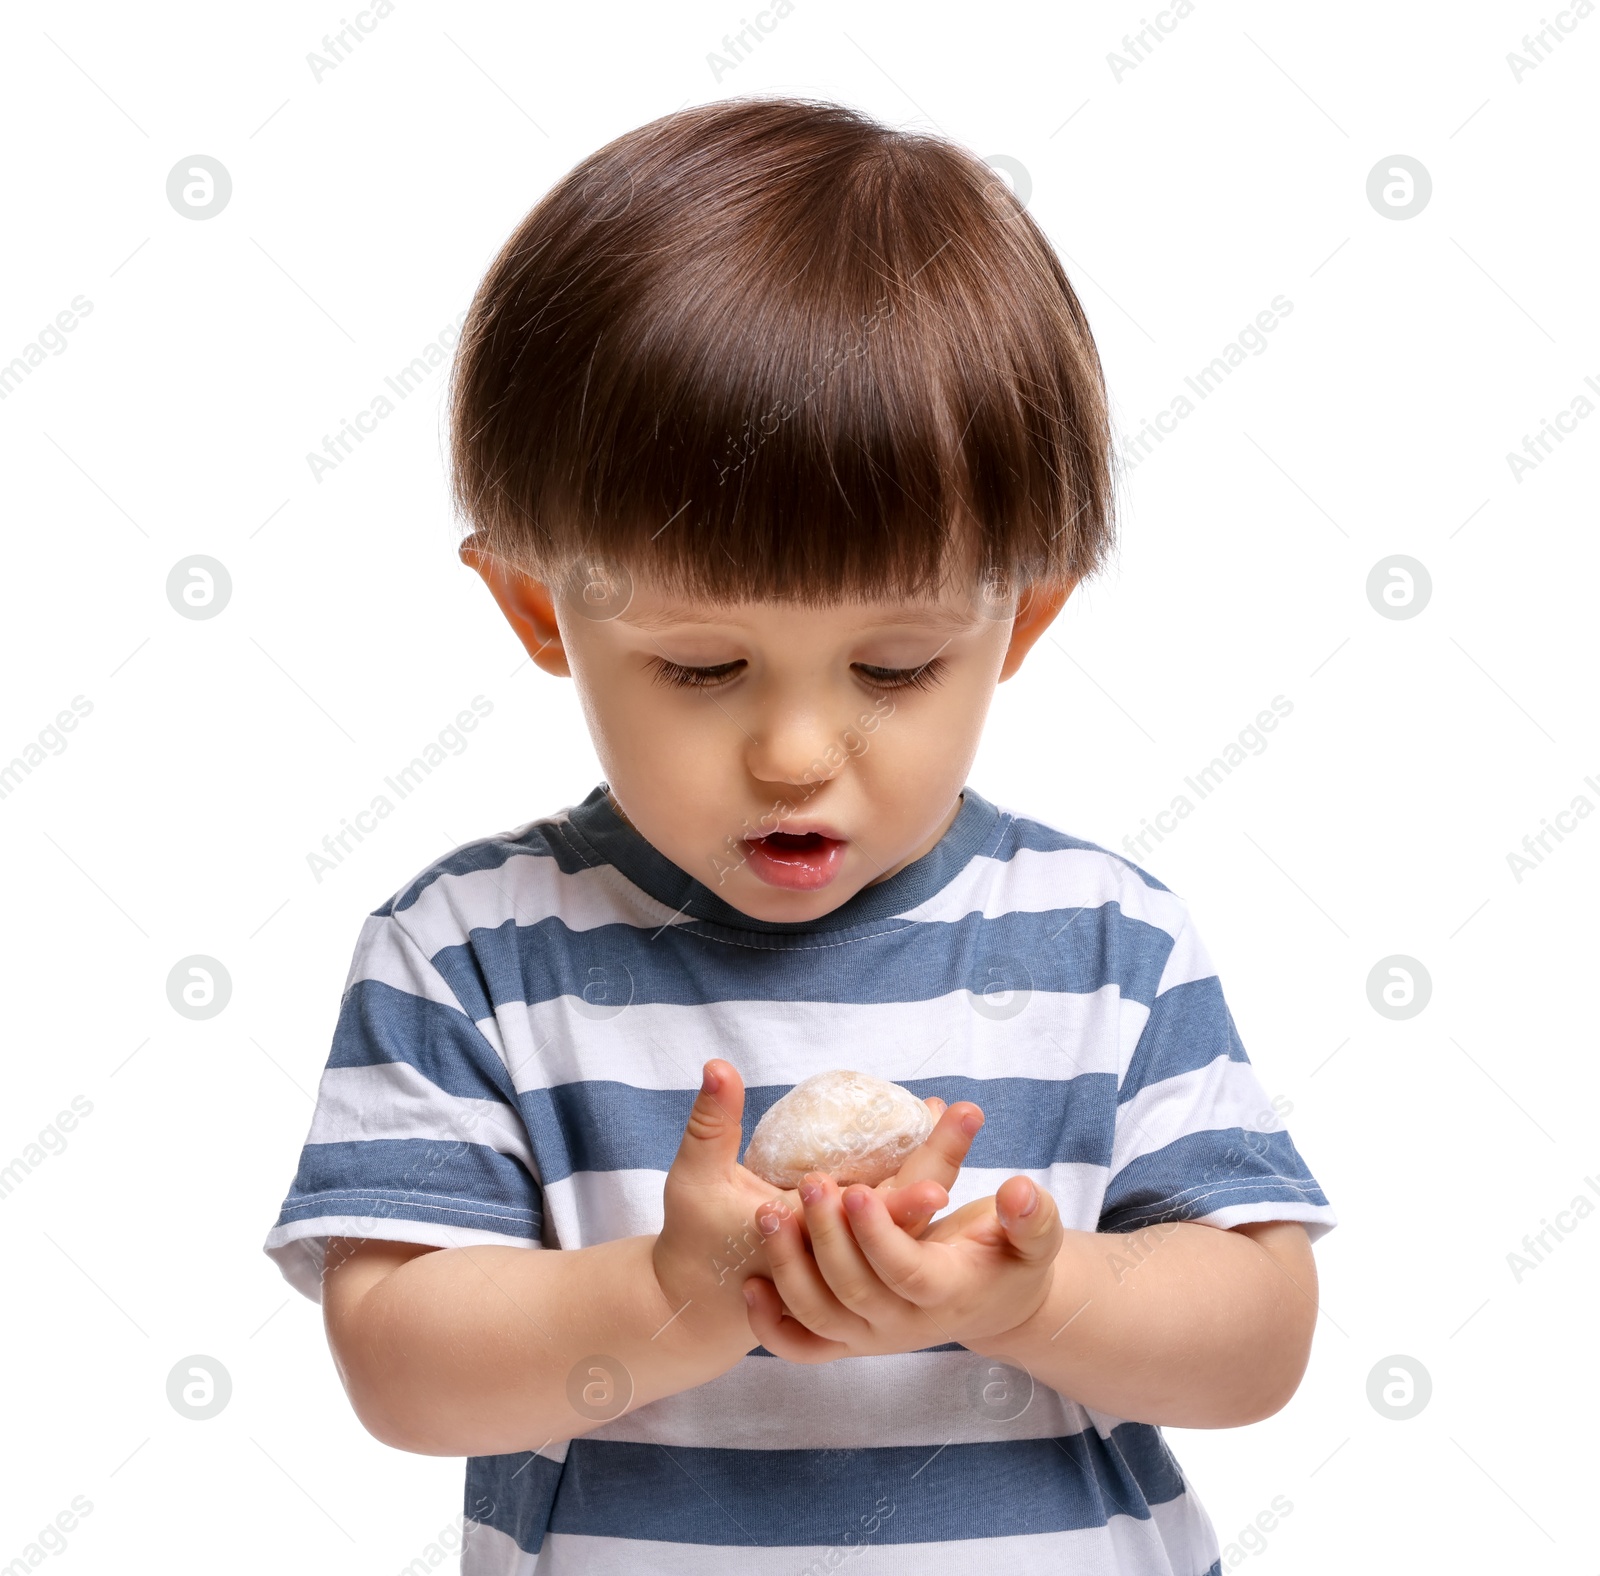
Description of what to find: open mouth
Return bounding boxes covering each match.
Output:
[742,829,848,891]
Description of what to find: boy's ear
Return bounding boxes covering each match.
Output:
[998,578,1076,681]
[458,536,571,677]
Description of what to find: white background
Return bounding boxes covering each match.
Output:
[2,0,1595,1570]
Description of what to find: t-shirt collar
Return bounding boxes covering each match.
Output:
[560,783,1000,934]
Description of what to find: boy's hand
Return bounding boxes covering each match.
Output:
[651,1059,983,1342]
[741,1173,1061,1362]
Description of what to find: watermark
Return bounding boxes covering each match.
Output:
[0,694,93,803]
[167,156,231,219]
[1504,373,1598,482]
[1506,3,1595,82]
[0,1096,94,1203]
[167,555,233,620]
[1106,2,1198,82]
[969,960,1032,1021]
[1106,1219,1183,1283]
[167,955,232,1020]
[981,154,1031,210]
[0,295,95,403]
[1366,156,1431,220]
[792,1495,895,1576]
[167,1355,232,1420]
[706,1,798,82]
[1365,955,1430,1020]
[400,1508,494,1576]
[716,1196,800,1286]
[1505,1173,1600,1282]
[305,309,469,482]
[1121,695,1294,859]
[1505,771,1600,882]
[566,1354,633,1421]
[305,696,494,883]
[1366,1354,1430,1419]
[2,1498,93,1568]
[714,292,895,486]
[1121,296,1294,471]
[967,1358,1034,1421]
[1365,555,1431,619]
[307,1,398,82]
[1218,1494,1294,1569]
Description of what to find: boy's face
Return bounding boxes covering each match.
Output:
[464,546,1071,924]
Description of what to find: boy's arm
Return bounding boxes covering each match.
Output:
[965,1219,1318,1428]
[323,1233,752,1457]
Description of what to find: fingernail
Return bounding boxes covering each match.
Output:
[757,1210,779,1236]
[844,1189,866,1213]
[701,1062,720,1094]
[742,1285,756,1307]
[961,1112,982,1137]
[799,1181,821,1205]
[1017,1181,1039,1217]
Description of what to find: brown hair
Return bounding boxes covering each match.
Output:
[448,94,1116,602]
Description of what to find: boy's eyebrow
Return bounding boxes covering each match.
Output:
[622,604,983,632]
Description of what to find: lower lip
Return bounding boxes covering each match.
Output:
[742,832,848,891]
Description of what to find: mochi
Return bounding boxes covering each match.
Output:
[742,1069,935,1189]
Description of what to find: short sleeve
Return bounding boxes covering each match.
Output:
[263,907,545,1303]
[1098,906,1336,1242]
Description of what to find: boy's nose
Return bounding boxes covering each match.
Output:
[742,703,850,789]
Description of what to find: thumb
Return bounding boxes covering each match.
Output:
[995,1175,1061,1261]
[669,1059,745,1185]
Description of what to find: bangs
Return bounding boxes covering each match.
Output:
[449,96,1116,602]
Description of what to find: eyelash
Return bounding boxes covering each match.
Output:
[647,657,948,693]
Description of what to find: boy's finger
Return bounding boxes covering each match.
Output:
[835,1185,938,1305]
[994,1176,1063,1262]
[741,1276,844,1365]
[881,1179,948,1232]
[667,1060,745,1186]
[885,1100,984,1195]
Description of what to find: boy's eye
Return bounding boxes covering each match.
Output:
[646,656,948,692]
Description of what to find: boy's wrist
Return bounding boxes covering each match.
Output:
[960,1236,1073,1361]
[647,1235,759,1365]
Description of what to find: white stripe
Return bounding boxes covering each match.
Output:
[389,843,695,952]
[487,988,1135,1096]
[1153,912,1217,995]
[895,843,1190,936]
[263,1221,541,1303]
[542,1160,1110,1250]
[343,910,464,1015]
[306,1062,535,1170]
[1192,1197,1339,1241]
[466,1495,1216,1576]
[591,1346,1091,1450]
[1111,1055,1277,1174]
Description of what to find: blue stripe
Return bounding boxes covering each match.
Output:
[328,979,519,1105]
[1099,1127,1330,1233]
[1120,976,1244,1103]
[432,905,1176,1019]
[518,1073,1116,1187]
[470,1421,1188,1553]
[467,1451,562,1555]
[274,1139,542,1237]
[549,1425,1182,1544]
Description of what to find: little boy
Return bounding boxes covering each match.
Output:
[264,95,1335,1575]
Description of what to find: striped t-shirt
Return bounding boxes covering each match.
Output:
[264,784,1336,1575]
